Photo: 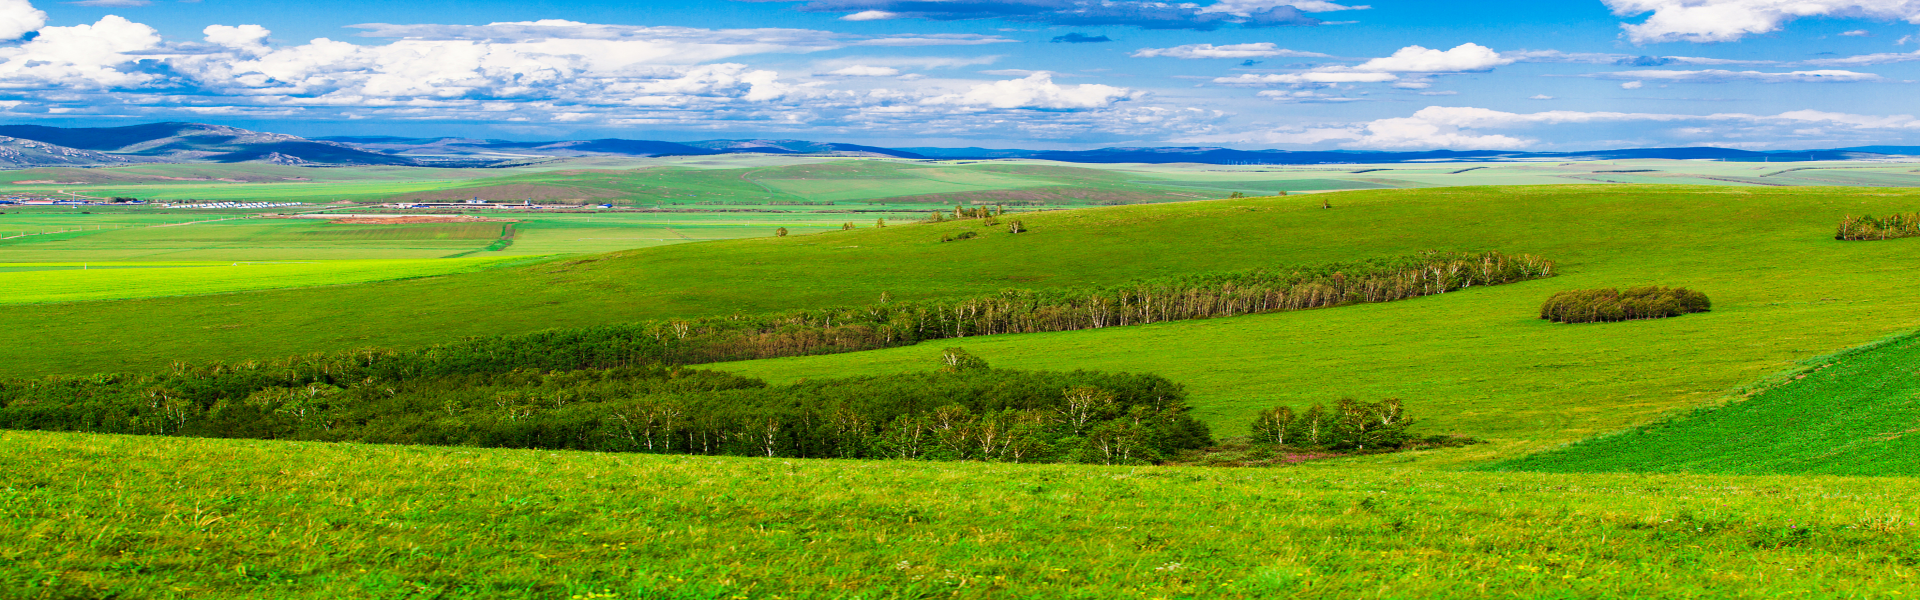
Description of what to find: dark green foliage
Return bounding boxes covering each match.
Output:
[939,347,990,373]
[0,358,1211,464]
[940,230,979,242]
[1247,398,1419,451]
[1837,213,1920,241]
[1539,286,1710,323]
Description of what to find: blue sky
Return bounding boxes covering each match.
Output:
[5,0,1920,149]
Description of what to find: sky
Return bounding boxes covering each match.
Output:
[3,0,1920,150]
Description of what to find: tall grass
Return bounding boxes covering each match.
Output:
[1539,286,1710,324]
[1836,212,1920,240]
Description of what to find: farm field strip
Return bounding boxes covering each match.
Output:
[0,257,515,304]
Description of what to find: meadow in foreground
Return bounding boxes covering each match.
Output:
[7,430,1919,600]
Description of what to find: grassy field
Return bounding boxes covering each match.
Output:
[3,185,1917,452]
[0,258,518,304]
[7,429,1919,599]
[1493,329,1920,476]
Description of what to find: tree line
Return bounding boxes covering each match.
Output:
[321,250,1554,377]
[0,349,1210,465]
[1539,286,1711,324]
[1837,213,1919,241]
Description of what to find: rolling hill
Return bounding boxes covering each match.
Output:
[3,184,1918,453]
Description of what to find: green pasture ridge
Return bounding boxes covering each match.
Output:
[1493,328,1920,476]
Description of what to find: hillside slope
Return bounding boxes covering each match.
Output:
[4,185,1919,449]
[1492,331,1920,475]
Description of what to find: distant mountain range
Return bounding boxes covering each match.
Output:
[0,122,1915,169]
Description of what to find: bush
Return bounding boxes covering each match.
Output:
[940,231,979,242]
[0,353,1212,465]
[1837,213,1920,241]
[1539,286,1710,324]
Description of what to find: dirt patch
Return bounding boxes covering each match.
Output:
[327,216,517,225]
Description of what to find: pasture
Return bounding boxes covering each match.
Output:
[5,430,1918,599]
[0,258,516,304]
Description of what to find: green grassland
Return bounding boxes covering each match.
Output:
[11,175,1920,598]
[2,185,1916,453]
[7,430,1920,599]
[1494,329,1920,476]
[0,257,516,304]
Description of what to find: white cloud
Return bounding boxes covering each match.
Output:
[1131,42,1331,59]
[923,73,1134,109]
[205,24,271,55]
[1591,68,1885,82]
[842,10,900,21]
[1801,49,1920,65]
[1621,80,1645,89]
[1842,28,1874,35]
[1530,94,1555,100]
[0,0,44,40]
[812,55,1002,71]
[826,65,899,77]
[1603,0,1920,43]
[1214,71,1398,85]
[0,15,160,89]
[1351,43,1511,72]
[1256,89,1365,102]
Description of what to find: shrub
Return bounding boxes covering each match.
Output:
[940,230,979,243]
[1837,213,1920,241]
[775,227,789,237]
[0,354,1212,465]
[1540,286,1710,324]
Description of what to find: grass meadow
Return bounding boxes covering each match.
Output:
[9,177,1920,598]
[0,258,517,304]
[7,429,1919,599]
[1495,329,1920,476]
[5,185,1918,450]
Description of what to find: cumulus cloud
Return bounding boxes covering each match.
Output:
[924,73,1134,109]
[1131,42,1331,58]
[1350,43,1512,72]
[1590,68,1885,82]
[747,0,1357,30]
[205,24,271,55]
[0,0,45,40]
[0,14,161,89]
[1602,0,1920,44]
